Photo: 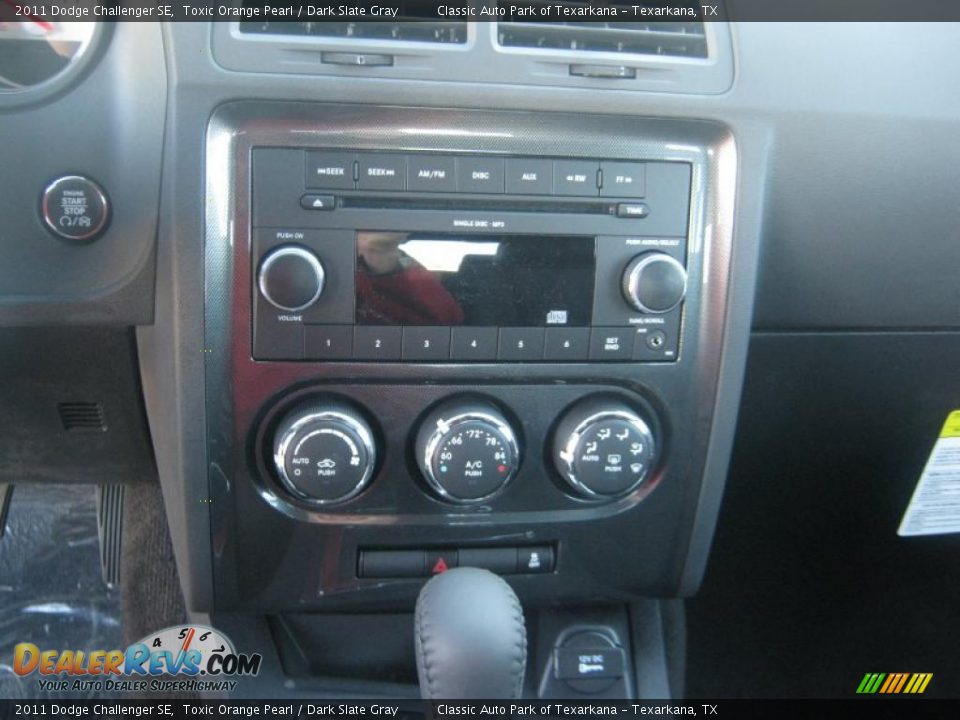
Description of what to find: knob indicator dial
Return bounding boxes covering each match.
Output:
[416,400,520,503]
[258,245,325,312]
[553,398,657,499]
[272,402,376,505]
[621,252,687,314]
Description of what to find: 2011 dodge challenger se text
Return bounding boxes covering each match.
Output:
[0,2,958,718]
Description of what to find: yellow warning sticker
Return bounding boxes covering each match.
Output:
[940,410,960,439]
[899,409,960,536]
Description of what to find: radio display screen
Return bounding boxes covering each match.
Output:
[356,232,596,327]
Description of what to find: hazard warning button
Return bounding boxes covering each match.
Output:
[427,550,459,575]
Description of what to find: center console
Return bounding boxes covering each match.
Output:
[204,103,737,615]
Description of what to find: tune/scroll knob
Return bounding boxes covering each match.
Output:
[621,252,687,314]
[415,400,520,504]
[553,398,657,499]
[257,245,325,312]
[272,401,377,505]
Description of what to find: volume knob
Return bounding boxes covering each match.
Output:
[621,252,687,314]
[258,245,325,312]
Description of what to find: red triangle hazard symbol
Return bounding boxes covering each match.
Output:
[432,557,449,574]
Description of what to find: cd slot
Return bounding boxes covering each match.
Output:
[340,195,615,215]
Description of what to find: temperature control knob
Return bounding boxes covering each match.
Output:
[621,252,687,314]
[415,400,520,503]
[272,401,376,505]
[258,245,325,312]
[553,398,657,499]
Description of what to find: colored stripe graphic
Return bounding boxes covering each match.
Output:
[857,672,932,694]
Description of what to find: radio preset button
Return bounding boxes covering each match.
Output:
[498,328,546,361]
[305,325,353,360]
[306,151,356,190]
[358,153,406,191]
[505,158,553,195]
[402,327,451,361]
[544,327,590,361]
[407,155,457,192]
[353,326,402,360]
[451,327,498,361]
[456,156,506,193]
[588,328,633,361]
[553,160,600,196]
[600,161,646,198]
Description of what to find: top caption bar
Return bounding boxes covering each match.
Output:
[6,1,960,23]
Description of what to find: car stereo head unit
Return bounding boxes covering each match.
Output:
[250,149,692,364]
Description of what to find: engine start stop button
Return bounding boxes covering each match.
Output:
[40,175,110,242]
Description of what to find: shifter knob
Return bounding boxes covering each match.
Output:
[414,567,527,699]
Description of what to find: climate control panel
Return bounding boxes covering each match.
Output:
[262,389,661,513]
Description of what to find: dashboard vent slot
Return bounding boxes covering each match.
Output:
[239,4,467,45]
[497,2,708,60]
[58,402,106,433]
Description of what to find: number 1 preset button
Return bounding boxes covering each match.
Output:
[450,327,498,361]
[305,325,353,359]
[353,326,402,360]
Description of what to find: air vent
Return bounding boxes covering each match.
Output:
[57,402,106,432]
[239,7,467,45]
[497,2,708,60]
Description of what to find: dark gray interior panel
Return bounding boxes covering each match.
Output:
[0,23,165,326]
[0,327,155,485]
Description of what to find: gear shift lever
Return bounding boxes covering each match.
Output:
[414,567,527,699]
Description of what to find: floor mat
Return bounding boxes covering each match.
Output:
[0,484,121,699]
